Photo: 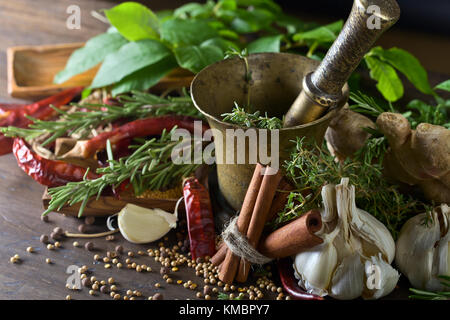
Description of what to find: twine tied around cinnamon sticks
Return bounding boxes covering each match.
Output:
[211,163,324,284]
[221,216,273,265]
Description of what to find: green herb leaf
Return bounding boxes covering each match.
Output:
[369,47,434,95]
[247,35,282,53]
[365,55,404,102]
[54,32,127,84]
[111,56,177,96]
[91,39,171,88]
[292,20,343,44]
[174,43,224,73]
[435,79,450,92]
[104,1,159,41]
[230,8,274,33]
[160,19,218,46]
[236,0,281,13]
[174,2,214,19]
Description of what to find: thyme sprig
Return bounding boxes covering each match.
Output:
[1,90,200,146]
[222,103,283,130]
[409,276,450,300]
[275,137,423,238]
[43,128,199,217]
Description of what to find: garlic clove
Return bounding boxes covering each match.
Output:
[363,254,400,300]
[395,208,442,290]
[320,183,337,223]
[330,253,365,300]
[293,233,339,297]
[117,204,177,244]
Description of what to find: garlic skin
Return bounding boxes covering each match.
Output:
[293,178,399,300]
[395,204,450,292]
[117,204,177,244]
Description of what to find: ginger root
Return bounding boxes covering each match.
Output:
[325,106,375,161]
[377,112,450,204]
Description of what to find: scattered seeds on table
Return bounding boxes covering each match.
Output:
[85,242,94,251]
[105,235,115,241]
[110,285,118,291]
[26,247,34,253]
[53,227,64,236]
[113,294,120,300]
[50,232,61,241]
[117,263,123,269]
[108,277,115,284]
[155,283,161,288]
[65,295,71,300]
[46,258,52,264]
[115,245,123,254]
[82,278,91,287]
[78,224,88,234]
[93,254,100,261]
[85,216,95,225]
[73,241,80,247]
[153,293,163,300]
[127,251,134,257]
[47,244,55,250]
[55,241,61,248]
[105,264,111,269]
[89,290,95,296]
[40,234,49,244]
[41,215,49,223]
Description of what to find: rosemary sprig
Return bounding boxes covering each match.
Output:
[43,128,199,217]
[222,103,283,130]
[1,90,201,146]
[409,276,450,300]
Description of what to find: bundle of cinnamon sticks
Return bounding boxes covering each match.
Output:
[211,163,323,284]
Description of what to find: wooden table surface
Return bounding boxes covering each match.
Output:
[0,0,448,301]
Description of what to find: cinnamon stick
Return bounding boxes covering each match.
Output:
[210,243,227,266]
[266,178,294,222]
[218,163,264,283]
[235,168,282,283]
[258,209,323,258]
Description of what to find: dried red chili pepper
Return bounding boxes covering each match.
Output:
[12,138,99,187]
[0,87,83,155]
[66,115,209,159]
[277,258,324,300]
[183,177,216,260]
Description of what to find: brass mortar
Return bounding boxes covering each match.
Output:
[191,53,348,210]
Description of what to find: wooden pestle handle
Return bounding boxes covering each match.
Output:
[312,0,400,96]
[284,0,400,126]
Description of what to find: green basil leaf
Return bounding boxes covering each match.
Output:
[54,32,127,84]
[275,13,317,34]
[111,56,177,96]
[370,47,434,95]
[218,0,238,11]
[174,44,224,73]
[236,0,281,13]
[435,79,450,92]
[201,37,239,51]
[105,2,159,41]
[365,56,404,102]
[230,8,274,33]
[174,2,214,19]
[247,35,282,53]
[91,39,171,88]
[218,29,240,40]
[160,19,219,46]
[292,20,343,43]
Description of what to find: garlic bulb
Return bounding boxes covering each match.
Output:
[117,204,177,244]
[395,204,450,292]
[293,178,399,300]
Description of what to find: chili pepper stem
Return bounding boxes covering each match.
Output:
[64,229,119,238]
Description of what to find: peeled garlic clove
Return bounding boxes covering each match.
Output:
[363,254,400,300]
[330,253,364,300]
[293,231,339,297]
[117,204,177,244]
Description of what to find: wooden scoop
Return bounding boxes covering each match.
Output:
[283,0,401,127]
